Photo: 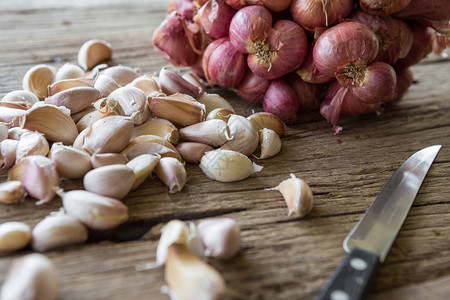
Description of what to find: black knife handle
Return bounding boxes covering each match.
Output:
[315,248,379,300]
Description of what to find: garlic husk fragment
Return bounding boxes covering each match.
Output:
[182,72,206,95]
[1,90,39,106]
[15,130,50,162]
[44,86,100,114]
[0,122,8,142]
[0,253,59,300]
[132,117,179,144]
[121,135,183,162]
[0,139,19,169]
[0,222,31,252]
[52,63,85,82]
[76,110,111,132]
[128,74,162,97]
[8,155,59,205]
[83,164,135,199]
[156,220,190,266]
[148,93,206,127]
[91,152,128,168]
[197,93,235,115]
[94,74,120,97]
[126,154,160,190]
[31,214,88,252]
[198,218,241,260]
[247,112,286,137]
[78,39,113,70]
[256,128,282,159]
[176,142,213,164]
[206,108,234,122]
[61,190,129,230]
[106,86,149,125]
[155,157,187,193]
[165,244,227,300]
[221,115,259,156]
[200,149,263,182]
[0,181,26,204]
[22,64,56,99]
[159,67,202,98]
[50,143,92,179]
[266,174,313,217]
[101,65,140,87]
[179,119,231,147]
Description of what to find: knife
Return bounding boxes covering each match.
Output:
[315,145,442,300]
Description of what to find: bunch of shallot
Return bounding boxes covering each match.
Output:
[152,0,449,133]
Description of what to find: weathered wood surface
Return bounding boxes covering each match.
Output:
[0,1,449,299]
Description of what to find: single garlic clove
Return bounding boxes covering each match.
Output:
[71,105,96,123]
[121,135,183,162]
[257,128,282,159]
[50,143,92,179]
[247,112,287,137]
[31,214,88,252]
[148,93,206,127]
[179,119,232,148]
[197,92,235,115]
[102,65,140,87]
[0,253,59,300]
[76,110,111,132]
[22,64,57,99]
[176,142,213,164]
[128,73,162,97]
[83,164,135,199]
[0,106,28,126]
[47,77,96,96]
[0,139,19,169]
[132,117,179,144]
[106,86,149,125]
[94,74,120,97]
[165,244,227,300]
[181,72,206,96]
[91,152,128,168]
[60,190,129,230]
[0,221,31,252]
[44,86,100,114]
[198,218,241,260]
[8,127,27,140]
[221,114,259,156]
[1,90,40,106]
[159,67,202,98]
[8,155,59,205]
[126,154,160,190]
[77,39,113,70]
[200,149,263,182]
[155,157,187,193]
[53,63,85,82]
[0,181,26,204]
[206,107,234,122]
[156,220,190,266]
[15,130,50,163]
[0,122,8,142]
[267,174,313,217]
[73,127,88,151]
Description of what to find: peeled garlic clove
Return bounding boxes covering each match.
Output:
[182,72,206,95]
[197,92,235,115]
[1,90,39,106]
[78,39,113,70]
[148,93,206,127]
[0,221,31,252]
[221,114,259,156]
[76,110,110,132]
[0,139,19,169]
[176,142,213,164]
[267,174,313,217]
[0,181,26,204]
[132,118,179,144]
[83,164,135,199]
[159,67,202,98]
[155,220,190,266]
[0,253,59,300]
[200,149,263,182]
[91,152,128,168]
[53,63,85,82]
[31,214,88,252]
[179,119,231,147]
[247,112,286,137]
[15,130,50,162]
[122,135,183,161]
[165,244,226,300]
[8,156,59,204]
[0,122,8,142]
[50,143,92,179]
[126,154,160,190]
[61,190,129,230]
[94,74,120,97]
[198,218,241,260]
[47,77,96,96]
[155,157,187,193]
[102,65,140,87]
[206,107,234,122]
[71,105,95,123]
[22,64,56,99]
[106,86,149,125]
[82,115,134,154]
[44,86,100,114]
[128,74,162,97]
[257,128,282,159]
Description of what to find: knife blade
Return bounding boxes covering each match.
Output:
[315,145,442,300]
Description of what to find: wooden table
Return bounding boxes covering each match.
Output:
[1,1,449,299]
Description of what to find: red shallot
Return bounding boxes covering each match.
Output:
[236,71,270,104]
[195,0,236,39]
[360,0,411,17]
[287,72,323,112]
[296,41,334,84]
[390,67,414,102]
[263,79,299,123]
[168,0,197,19]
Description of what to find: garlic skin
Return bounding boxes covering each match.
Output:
[0,139,19,169]
[132,118,179,144]
[247,112,287,137]
[155,157,187,193]
[0,253,59,300]
[257,128,282,159]
[22,64,56,99]
[52,63,85,82]
[78,39,113,70]
[200,149,263,182]
[91,152,128,168]
[176,142,213,164]
[197,93,235,115]
[44,86,100,114]
[156,220,190,266]
[15,130,50,162]
[0,222,31,252]
[198,218,241,260]
[0,181,26,204]
[221,115,259,156]
[50,143,92,179]
[106,86,149,125]
[267,174,313,217]
[1,90,40,106]
[83,164,135,199]
[126,154,160,190]
[179,119,232,147]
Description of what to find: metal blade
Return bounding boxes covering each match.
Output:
[343,145,442,262]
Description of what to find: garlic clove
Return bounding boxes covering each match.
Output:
[126,154,160,190]
[221,114,259,156]
[257,128,282,159]
[266,174,313,217]
[159,67,202,98]
[31,214,88,252]
[106,86,149,125]
[0,221,31,252]
[165,244,227,300]
[73,127,88,151]
[197,92,235,115]
[94,74,120,97]
[60,190,129,230]
[176,142,213,164]
[200,149,263,182]
[0,181,26,204]
[129,73,162,97]
[0,139,19,169]
[206,107,234,122]
[0,253,59,300]
[50,143,92,179]
[156,220,190,266]
[181,72,206,96]
[148,93,206,127]
[198,218,241,260]
[155,157,187,193]
[247,112,287,137]
[53,63,85,82]
[102,65,140,87]
[132,117,179,144]
[76,110,111,132]
[22,64,57,99]
[91,152,128,168]
[0,122,8,142]
[47,77,96,96]
[71,105,96,123]
[8,155,59,205]
[121,135,183,162]
[0,106,28,126]
[83,164,135,199]
[77,39,113,70]
[179,119,232,148]
[15,130,50,162]
[44,86,100,114]
[1,90,40,106]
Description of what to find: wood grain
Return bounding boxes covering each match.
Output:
[0,1,449,299]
